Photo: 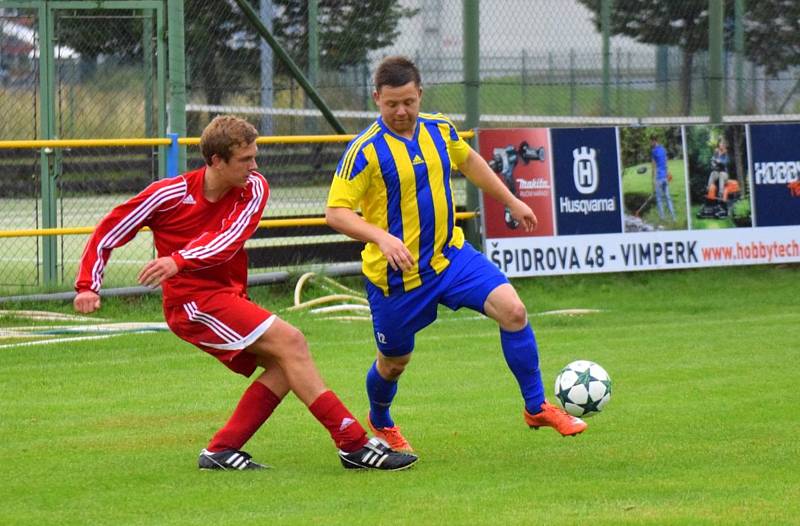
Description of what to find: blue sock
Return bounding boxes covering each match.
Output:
[366,361,398,428]
[500,323,545,414]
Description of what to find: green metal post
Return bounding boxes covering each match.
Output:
[234,0,345,133]
[362,61,370,111]
[463,0,480,247]
[521,49,528,112]
[38,2,57,286]
[463,0,479,131]
[656,45,669,112]
[167,0,186,172]
[615,48,621,114]
[547,51,554,114]
[306,0,319,134]
[601,0,612,115]
[708,0,724,123]
[734,0,745,114]
[142,8,154,138]
[308,0,318,84]
[156,3,167,178]
[570,48,576,114]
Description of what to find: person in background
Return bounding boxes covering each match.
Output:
[706,139,730,200]
[650,135,676,222]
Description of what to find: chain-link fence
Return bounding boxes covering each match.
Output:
[2,0,799,294]
[1,4,161,292]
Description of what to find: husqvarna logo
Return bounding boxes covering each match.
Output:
[572,147,598,194]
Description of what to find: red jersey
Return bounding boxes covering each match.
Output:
[75,166,269,306]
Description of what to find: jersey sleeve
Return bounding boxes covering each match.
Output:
[327,142,373,209]
[74,177,187,293]
[443,116,470,166]
[171,173,269,272]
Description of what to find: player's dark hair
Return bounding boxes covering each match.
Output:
[649,134,658,142]
[200,115,258,165]
[374,55,421,91]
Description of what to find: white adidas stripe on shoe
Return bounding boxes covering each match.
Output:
[338,437,418,471]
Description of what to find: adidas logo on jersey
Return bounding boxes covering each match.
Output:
[412,155,424,165]
[181,194,196,205]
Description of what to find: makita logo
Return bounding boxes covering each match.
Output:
[753,161,800,185]
[559,196,616,215]
[572,146,598,194]
[517,179,550,190]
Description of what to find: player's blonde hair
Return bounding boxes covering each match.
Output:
[200,115,259,164]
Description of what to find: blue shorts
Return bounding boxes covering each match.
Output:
[366,242,509,356]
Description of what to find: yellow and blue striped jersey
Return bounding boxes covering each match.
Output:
[327,112,471,295]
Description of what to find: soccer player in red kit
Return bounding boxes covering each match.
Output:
[73,115,417,471]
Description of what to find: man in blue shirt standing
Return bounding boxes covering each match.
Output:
[650,135,676,222]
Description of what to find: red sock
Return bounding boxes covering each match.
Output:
[207,382,282,452]
[308,390,368,452]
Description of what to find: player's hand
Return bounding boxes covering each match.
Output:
[378,232,415,272]
[74,291,101,313]
[137,256,179,288]
[507,198,537,232]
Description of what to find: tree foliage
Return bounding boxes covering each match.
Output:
[271,0,418,70]
[578,0,711,51]
[577,0,800,114]
[184,0,256,107]
[55,9,143,62]
[742,0,800,76]
[54,0,417,107]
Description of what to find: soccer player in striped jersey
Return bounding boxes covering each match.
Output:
[326,56,587,453]
[73,115,416,471]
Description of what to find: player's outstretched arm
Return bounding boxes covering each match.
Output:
[74,177,187,296]
[74,291,101,313]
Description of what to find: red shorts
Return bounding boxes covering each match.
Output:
[164,292,276,377]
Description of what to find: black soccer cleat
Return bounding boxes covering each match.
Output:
[338,437,418,471]
[198,448,268,471]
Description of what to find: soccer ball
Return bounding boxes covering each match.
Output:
[554,360,612,417]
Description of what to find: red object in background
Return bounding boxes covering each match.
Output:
[478,128,554,238]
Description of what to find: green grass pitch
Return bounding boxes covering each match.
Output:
[1,266,799,525]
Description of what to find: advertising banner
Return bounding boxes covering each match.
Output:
[486,227,800,277]
[748,123,800,227]
[477,128,554,238]
[479,124,800,277]
[550,127,623,235]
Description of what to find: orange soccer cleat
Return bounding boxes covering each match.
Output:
[367,414,414,452]
[524,401,587,437]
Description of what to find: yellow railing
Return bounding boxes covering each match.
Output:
[0,131,477,239]
[0,213,477,239]
[0,131,474,149]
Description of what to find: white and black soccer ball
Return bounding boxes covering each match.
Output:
[554,360,612,417]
